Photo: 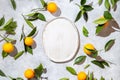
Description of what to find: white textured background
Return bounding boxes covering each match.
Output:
[0,0,120,80]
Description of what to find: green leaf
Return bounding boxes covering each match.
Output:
[5,38,16,43]
[0,16,5,26]
[111,0,118,8]
[84,64,90,69]
[94,17,108,24]
[59,78,69,80]
[91,60,105,68]
[26,46,33,54]
[66,66,77,75]
[0,70,6,77]
[37,13,46,21]
[104,0,110,10]
[83,5,93,11]
[10,0,16,10]
[82,26,89,37]
[90,72,93,80]
[85,48,98,58]
[86,71,89,80]
[102,61,109,67]
[104,39,115,52]
[83,12,88,22]
[40,0,47,7]
[98,0,103,6]
[3,18,17,34]
[100,76,105,80]
[70,0,73,2]
[20,34,23,41]
[2,51,9,59]
[9,77,24,80]
[22,15,34,29]
[16,77,24,80]
[4,18,13,27]
[27,13,38,21]
[96,25,103,35]
[14,51,24,60]
[75,11,82,22]
[34,64,44,78]
[104,11,113,20]
[27,13,38,17]
[81,0,86,5]
[74,56,86,64]
[27,27,37,37]
[4,21,17,34]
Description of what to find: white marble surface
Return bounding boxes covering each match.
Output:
[0,0,120,80]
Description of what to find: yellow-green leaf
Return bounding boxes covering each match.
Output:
[0,16,5,26]
[90,72,93,80]
[94,17,108,24]
[98,0,103,6]
[74,56,86,64]
[96,25,103,35]
[14,51,24,60]
[83,26,89,37]
[100,76,105,80]
[10,0,16,10]
[84,64,90,69]
[86,71,89,80]
[111,0,118,8]
[40,0,47,7]
[0,70,6,77]
[59,78,69,80]
[104,39,115,52]
[104,0,110,10]
[66,66,77,75]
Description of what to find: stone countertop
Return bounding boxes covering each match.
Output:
[0,0,120,80]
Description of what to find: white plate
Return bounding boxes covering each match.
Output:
[42,17,80,62]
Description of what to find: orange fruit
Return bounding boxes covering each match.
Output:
[2,42,14,53]
[24,37,34,46]
[83,43,95,55]
[77,71,87,80]
[100,16,109,28]
[47,2,58,13]
[103,21,109,28]
[24,69,35,79]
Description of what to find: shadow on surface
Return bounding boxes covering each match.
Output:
[97,19,120,37]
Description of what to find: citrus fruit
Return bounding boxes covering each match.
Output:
[77,71,87,80]
[83,43,95,55]
[24,37,34,46]
[103,21,109,28]
[2,42,14,53]
[47,2,58,13]
[24,69,35,79]
[100,16,109,28]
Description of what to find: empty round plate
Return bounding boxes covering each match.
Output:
[42,17,79,62]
